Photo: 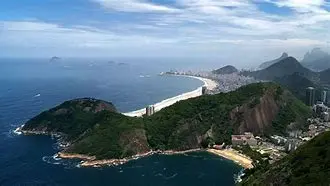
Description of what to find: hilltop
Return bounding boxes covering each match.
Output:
[22,83,311,162]
[240,131,330,185]
[212,65,238,75]
[258,52,288,70]
[242,57,317,81]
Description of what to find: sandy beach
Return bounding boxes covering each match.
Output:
[207,149,253,169]
[123,75,218,117]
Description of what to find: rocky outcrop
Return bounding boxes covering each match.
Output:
[230,89,280,134]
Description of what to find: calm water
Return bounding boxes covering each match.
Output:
[0,58,241,186]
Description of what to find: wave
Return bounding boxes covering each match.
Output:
[234,169,245,183]
[164,173,178,180]
[139,75,151,78]
[33,94,41,98]
[12,124,24,135]
[42,154,80,169]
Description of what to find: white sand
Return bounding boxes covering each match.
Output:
[123,75,218,117]
[207,149,253,169]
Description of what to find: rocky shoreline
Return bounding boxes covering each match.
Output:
[16,126,203,167]
[16,125,251,169]
[57,149,202,167]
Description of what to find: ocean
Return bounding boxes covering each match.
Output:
[0,58,242,186]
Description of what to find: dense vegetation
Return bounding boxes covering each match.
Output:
[144,82,267,150]
[23,83,311,160]
[274,72,317,102]
[240,131,330,186]
[271,91,312,135]
[23,98,117,140]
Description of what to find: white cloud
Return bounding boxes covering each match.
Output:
[92,0,180,13]
[1,0,330,63]
[269,0,326,13]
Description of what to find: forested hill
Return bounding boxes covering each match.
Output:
[273,72,318,102]
[22,83,311,160]
[212,65,238,74]
[242,57,317,81]
[240,131,330,185]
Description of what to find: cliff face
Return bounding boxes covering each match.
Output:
[230,89,280,135]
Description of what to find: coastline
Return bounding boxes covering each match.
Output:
[207,148,253,169]
[123,75,218,117]
[57,149,202,167]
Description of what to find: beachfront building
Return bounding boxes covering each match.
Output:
[202,86,207,95]
[146,105,155,116]
[231,132,258,146]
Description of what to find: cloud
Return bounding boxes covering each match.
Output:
[1,0,330,63]
[92,0,180,13]
[268,0,327,13]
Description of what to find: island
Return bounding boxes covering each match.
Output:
[49,56,61,62]
[19,82,311,167]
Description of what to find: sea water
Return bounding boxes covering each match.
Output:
[0,58,241,186]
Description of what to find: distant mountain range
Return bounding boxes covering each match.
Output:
[243,57,318,81]
[212,65,238,74]
[301,48,330,71]
[258,52,289,70]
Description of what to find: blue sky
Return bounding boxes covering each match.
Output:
[1,0,330,65]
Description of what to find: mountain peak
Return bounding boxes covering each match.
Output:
[281,52,288,58]
[246,57,315,81]
[258,52,289,70]
[301,48,330,71]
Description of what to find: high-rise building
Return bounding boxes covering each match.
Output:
[202,86,207,95]
[306,87,315,106]
[321,90,327,103]
[146,105,155,116]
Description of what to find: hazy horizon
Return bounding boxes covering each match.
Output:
[1,0,330,67]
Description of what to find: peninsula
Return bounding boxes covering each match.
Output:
[18,82,311,168]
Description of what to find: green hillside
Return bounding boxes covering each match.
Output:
[22,83,311,160]
[240,131,330,186]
